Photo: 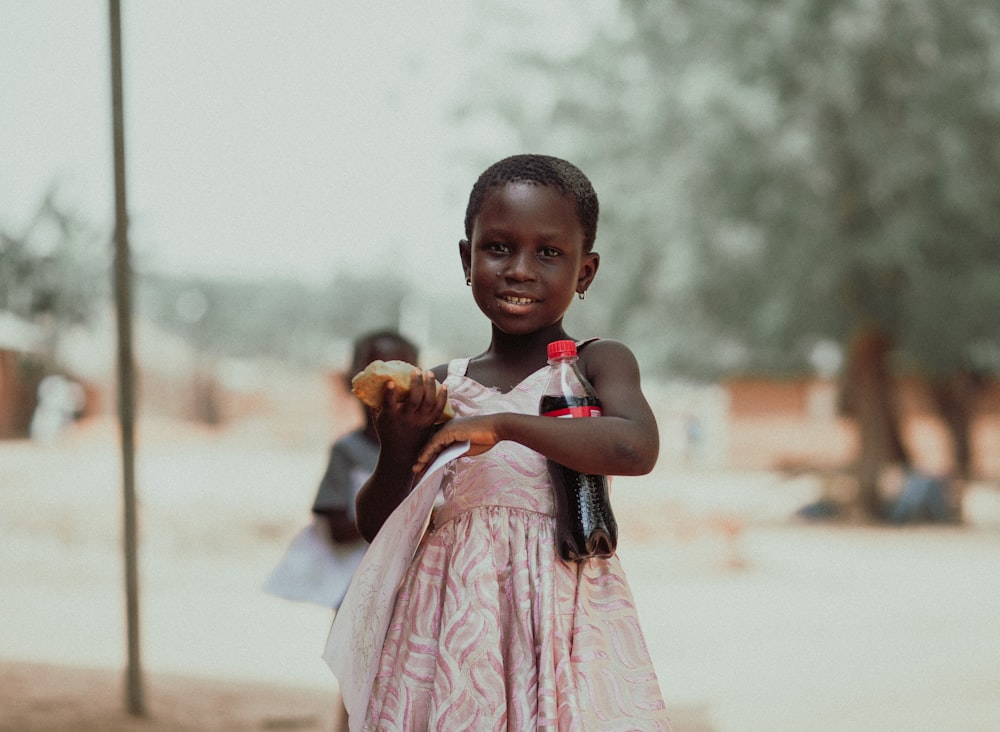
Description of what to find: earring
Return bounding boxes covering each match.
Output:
[578,291,586,300]
[466,278,471,286]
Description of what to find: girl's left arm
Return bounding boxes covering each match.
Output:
[413,340,658,476]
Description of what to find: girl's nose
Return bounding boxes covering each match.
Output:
[503,251,535,281]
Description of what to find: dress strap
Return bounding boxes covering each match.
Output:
[576,337,601,350]
[447,357,471,378]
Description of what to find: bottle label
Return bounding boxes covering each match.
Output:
[543,405,603,419]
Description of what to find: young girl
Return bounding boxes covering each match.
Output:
[339,154,670,730]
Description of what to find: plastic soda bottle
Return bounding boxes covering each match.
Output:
[539,339,618,561]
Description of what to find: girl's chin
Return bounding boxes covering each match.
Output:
[489,318,564,337]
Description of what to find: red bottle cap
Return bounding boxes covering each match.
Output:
[547,340,577,359]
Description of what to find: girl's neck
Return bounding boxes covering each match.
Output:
[489,322,570,356]
[471,323,573,390]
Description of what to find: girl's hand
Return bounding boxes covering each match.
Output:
[374,370,449,453]
[413,414,502,473]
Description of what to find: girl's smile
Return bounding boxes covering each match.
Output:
[495,290,541,315]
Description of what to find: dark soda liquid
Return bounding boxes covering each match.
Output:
[540,394,619,561]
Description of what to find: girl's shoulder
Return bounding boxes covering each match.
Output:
[577,338,642,382]
[578,337,637,361]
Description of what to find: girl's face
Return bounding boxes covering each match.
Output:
[460,182,599,336]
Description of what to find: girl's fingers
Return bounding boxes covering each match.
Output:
[434,383,449,416]
[419,371,449,420]
[413,431,448,472]
[381,381,396,412]
[403,369,422,407]
[407,369,437,410]
[412,427,490,473]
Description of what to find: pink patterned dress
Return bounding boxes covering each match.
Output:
[363,357,671,731]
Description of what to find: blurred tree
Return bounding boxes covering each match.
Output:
[140,270,411,366]
[0,189,108,346]
[0,191,106,436]
[668,0,1000,512]
[460,0,1000,514]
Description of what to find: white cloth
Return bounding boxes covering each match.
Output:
[323,441,469,732]
[265,435,374,610]
[263,521,366,608]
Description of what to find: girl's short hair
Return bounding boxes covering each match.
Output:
[464,154,599,251]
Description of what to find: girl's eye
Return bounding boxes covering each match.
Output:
[539,247,561,258]
[486,242,510,254]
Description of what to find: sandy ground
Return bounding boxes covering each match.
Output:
[2,411,1000,731]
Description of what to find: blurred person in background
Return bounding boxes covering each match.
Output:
[264,329,419,732]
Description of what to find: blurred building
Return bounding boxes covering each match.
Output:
[724,376,1000,479]
[0,311,44,438]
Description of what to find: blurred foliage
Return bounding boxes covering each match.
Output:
[0,190,108,331]
[8,1,1000,391]
[1,191,415,369]
[139,271,412,367]
[459,0,1000,380]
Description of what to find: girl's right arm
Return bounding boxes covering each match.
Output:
[355,370,449,542]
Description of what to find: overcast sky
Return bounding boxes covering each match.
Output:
[1,1,490,286]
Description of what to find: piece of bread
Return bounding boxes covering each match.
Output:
[350,360,455,423]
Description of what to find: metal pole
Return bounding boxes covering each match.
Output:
[108,0,145,716]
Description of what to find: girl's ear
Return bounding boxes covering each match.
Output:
[577,251,600,295]
[459,239,472,281]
